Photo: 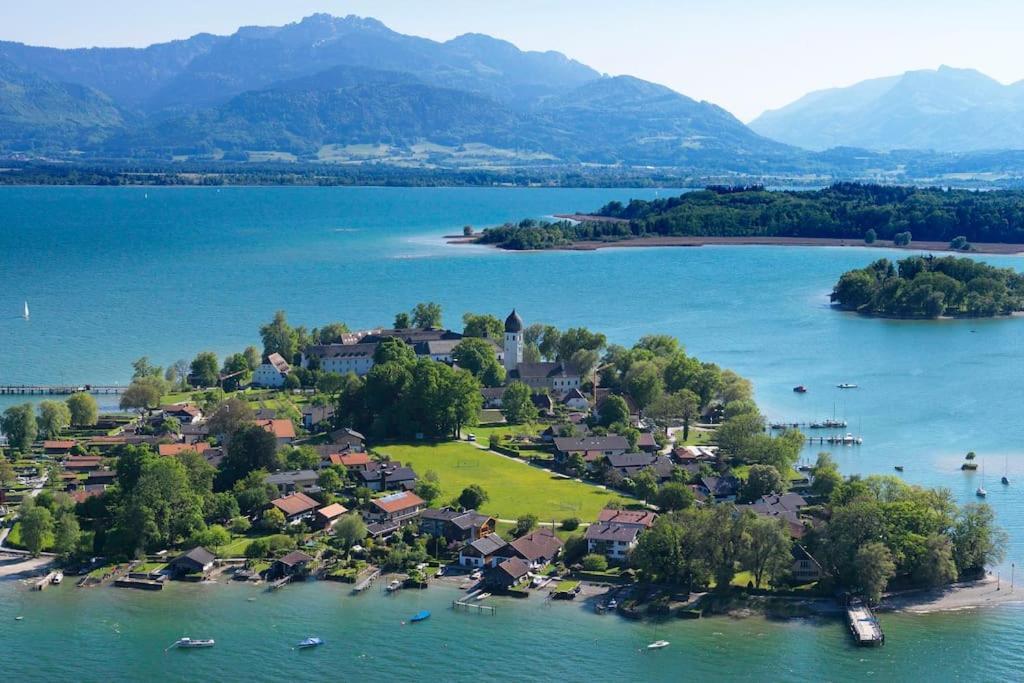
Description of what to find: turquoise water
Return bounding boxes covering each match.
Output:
[3,186,1024,680]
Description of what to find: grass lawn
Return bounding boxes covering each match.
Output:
[376,441,632,521]
[467,422,546,444]
[219,534,257,557]
[674,428,716,447]
[5,521,54,551]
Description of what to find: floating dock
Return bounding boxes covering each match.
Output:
[847,603,884,646]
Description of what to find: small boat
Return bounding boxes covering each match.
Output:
[647,640,670,650]
[837,383,858,389]
[386,579,402,592]
[51,572,63,585]
[296,636,324,649]
[607,598,618,610]
[409,610,431,623]
[23,301,29,320]
[976,486,987,498]
[168,637,215,649]
[793,385,808,393]
[475,592,492,601]
[15,616,24,621]
[1002,456,1010,485]
[894,466,904,472]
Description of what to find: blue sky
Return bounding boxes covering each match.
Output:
[2,0,1022,120]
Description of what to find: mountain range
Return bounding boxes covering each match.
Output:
[0,13,790,170]
[750,66,1024,153]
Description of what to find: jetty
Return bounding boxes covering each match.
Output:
[114,577,164,591]
[847,602,884,646]
[454,591,496,615]
[0,384,126,396]
[352,567,380,593]
[33,572,58,591]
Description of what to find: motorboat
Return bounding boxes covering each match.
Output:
[837,383,858,389]
[409,611,431,623]
[296,637,324,649]
[51,572,63,585]
[976,486,988,498]
[894,466,904,472]
[647,640,670,650]
[386,579,402,592]
[793,385,808,393]
[169,637,215,649]
[475,592,492,601]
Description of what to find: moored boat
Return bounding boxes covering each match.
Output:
[837,383,858,389]
[169,637,215,649]
[296,636,324,649]
[386,579,402,592]
[792,385,807,393]
[894,466,904,472]
[647,640,670,650]
[475,592,491,601]
[409,610,431,623]
[51,572,63,585]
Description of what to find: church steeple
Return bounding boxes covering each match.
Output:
[504,309,524,372]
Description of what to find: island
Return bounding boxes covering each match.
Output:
[831,255,1024,318]
[0,305,1007,628]
[471,183,1024,253]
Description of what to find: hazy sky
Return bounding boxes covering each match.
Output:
[2,0,1023,120]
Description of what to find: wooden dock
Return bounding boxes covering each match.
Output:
[352,567,380,593]
[33,572,57,591]
[847,603,884,646]
[453,592,496,615]
[0,384,126,396]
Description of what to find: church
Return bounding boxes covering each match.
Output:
[502,309,582,393]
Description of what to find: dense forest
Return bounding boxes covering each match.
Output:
[831,255,1024,318]
[476,184,1024,249]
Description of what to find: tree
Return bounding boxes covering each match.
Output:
[53,511,81,560]
[582,553,609,571]
[206,397,255,440]
[810,452,843,498]
[260,310,297,362]
[914,534,958,588]
[0,459,16,493]
[452,338,505,387]
[742,515,792,587]
[501,382,537,425]
[853,541,896,604]
[317,322,351,344]
[120,379,162,412]
[373,337,416,365]
[411,302,443,328]
[217,424,281,489]
[655,482,695,511]
[282,445,320,470]
[229,516,252,534]
[514,514,538,537]
[1,403,37,452]
[740,464,785,502]
[459,484,488,511]
[316,372,347,397]
[259,507,287,532]
[624,361,664,409]
[189,351,219,388]
[597,395,629,428]
[462,313,503,339]
[864,228,877,244]
[132,356,163,380]
[334,515,367,552]
[393,312,411,329]
[893,231,913,246]
[632,469,659,504]
[35,400,70,439]
[415,471,443,505]
[950,235,969,250]
[66,392,99,426]
[950,503,1007,576]
[189,524,231,550]
[232,470,276,514]
[166,359,191,389]
[206,491,240,523]
[19,505,53,556]
[317,467,342,493]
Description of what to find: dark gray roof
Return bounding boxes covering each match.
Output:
[700,475,740,497]
[173,546,215,567]
[265,469,318,485]
[553,435,629,453]
[510,362,579,380]
[276,550,314,567]
[585,523,640,543]
[504,309,524,333]
[356,464,417,485]
[304,342,379,360]
[466,533,508,556]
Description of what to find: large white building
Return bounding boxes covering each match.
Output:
[252,352,291,388]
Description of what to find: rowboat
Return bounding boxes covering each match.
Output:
[647,640,670,650]
[296,636,324,649]
[409,610,431,623]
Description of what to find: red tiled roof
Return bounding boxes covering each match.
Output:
[158,442,212,457]
[64,456,103,469]
[71,489,102,504]
[162,403,202,417]
[44,440,77,450]
[258,419,296,439]
[597,508,658,528]
[316,503,348,519]
[271,492,319,517]
[330,452,370,467]
[371,491,424,514]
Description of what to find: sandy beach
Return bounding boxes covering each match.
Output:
[0,554,54,580]
[881,574,1024,614]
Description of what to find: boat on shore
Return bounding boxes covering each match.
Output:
[51,572,63,585]
[296,636,324,649]
[168,637,215,650]
[475,592,491,601]
[409,610,431,623]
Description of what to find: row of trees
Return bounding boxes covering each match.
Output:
[831,256,1024,318]
[1,393,99,451]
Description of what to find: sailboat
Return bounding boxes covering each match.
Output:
[22,301,29,320]
[1002,457,1010,486]
[976,460,988,498]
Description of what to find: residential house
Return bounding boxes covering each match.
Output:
[269,550,314,580]
[553,435,629,466]
[636,432,659,453]
[168,546,216,577]
[301,403,335,430]
[480,387,505,409]
[314,503,349,530]
[364,491,425,526]
[508,528,563,568]
[257,419,296,446]
[180,422,210,444]
[253,352,291,388]
[560,388,590,412]
[419,508,495,543]
[270,492,320,524]
[672,445,718,463]
[585,523,641,562]
[596,508,658,529]
[356,462,418,492]
[158,442,212,457]
[737,493,809,539]
[265,470,320,495]
[531,392,555,416]
[459,533,510,568]
[327,451,372,472]
[329,427,366,451]
[601,453,675,482]
[160,404,203,424]
[43,440,77,455]
[485,556,532,590]
[791,544,824,583]
[63,456,103,473]
[697,475,741,501]
[84,470,117,488]
[507,362,581,393]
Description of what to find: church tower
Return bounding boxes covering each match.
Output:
[504,309,524,372]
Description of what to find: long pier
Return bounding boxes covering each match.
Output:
[0,384,126,396]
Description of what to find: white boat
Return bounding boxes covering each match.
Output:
[169,637,215,649]
[647,640,670,650]
[978,460,988,497]
[23,301,29,320]
[475,592,492,601]
[296,636,324,649]
[386,579,402,592]
[51,572,63,585]
[837,383,858,389]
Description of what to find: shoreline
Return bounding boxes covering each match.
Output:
[448,232,1024,255]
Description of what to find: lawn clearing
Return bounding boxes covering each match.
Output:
[376,441,632,521]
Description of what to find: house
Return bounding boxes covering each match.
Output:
[84,470,117,488]
[480,387,505,409]
[364,491,425,526]
[300,342,379,376]
[601,453,675,481]
[269,550,314,579]
[597,508,658,529]
[672,445,718,463]
[508,528,563,568]
[560,388,590,412]
[791,544,823,583]
[329,427,366,451]
[459,533,510,568]
[180,422,210,444]
[737,493,808,538]
[485,556,532,590]
[168,546,216,576]
[698,475,741,501]
[636,432,659,453]
[253,352,291,388]
[356,462,418,492]
[585,523,641,562]
[301,403,335,430]
[531,392,555,416]
[158,442,212,457]
[257,419,296,446]
[43,440,77,455]
[314,503,349,530]
[327,451,372,472]
[553,435,629,466]
[161,404,204,424]
[414,338,501,364]
[270,492,320,524]
[63,456,103,472]
[265,470,320,495]
[507,362,581,392]
[419,508,495,543]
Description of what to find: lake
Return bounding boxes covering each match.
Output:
[2,186,1024,680]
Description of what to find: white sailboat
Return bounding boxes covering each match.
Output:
[23,301,29,320]
[976,460,987,498]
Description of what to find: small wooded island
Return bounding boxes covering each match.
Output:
[831,256,1024,318]
[474,183,1024,251]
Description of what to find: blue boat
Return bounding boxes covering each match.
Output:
[296,636,324,649]
[409,610,431,623]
